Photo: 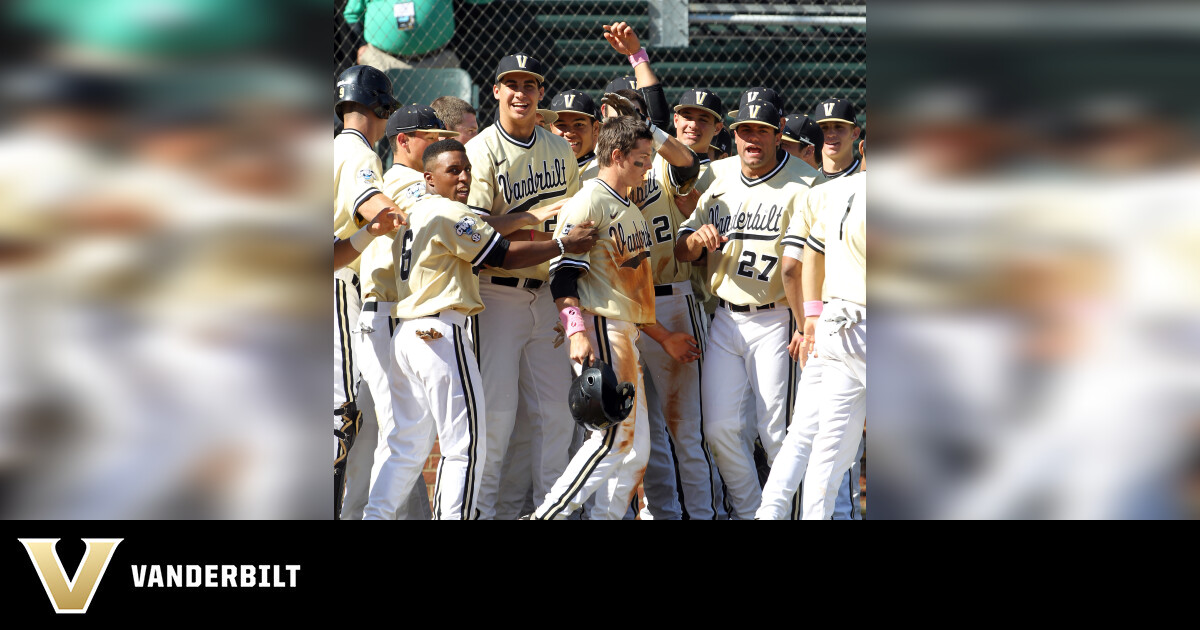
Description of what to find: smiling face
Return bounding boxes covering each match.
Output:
[819,120,861,162]
[673,107,722,151]
[734,122,781,176]
[552,111,599,159]
[493,72,544,132]
[424,150,472,203]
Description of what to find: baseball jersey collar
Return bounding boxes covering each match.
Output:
[740,150,789,187]
[596,179,630,206]
[340,128,371,149]
[577,151,596,168]
[821,157,861,180]
[497,121,537,149]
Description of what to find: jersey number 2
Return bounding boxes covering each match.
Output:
[399,230,414,281]
[651,215,672,244]
[736,251,778,282]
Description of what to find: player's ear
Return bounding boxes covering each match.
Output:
[493,83,501,100]
[538,84,546,99]
[852,126,861,140]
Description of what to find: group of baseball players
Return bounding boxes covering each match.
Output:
[334,22,866,520]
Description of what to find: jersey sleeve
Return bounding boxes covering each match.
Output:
[464,138,496,215]
[437,206,502,267]
[382,171,425,213]
[807,191,827,255]
[548,191,602,276]
[678,191,711,238]
[344,150,385,227]
[781,186,818,259]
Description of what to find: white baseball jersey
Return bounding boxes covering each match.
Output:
[551,178,656,324]
[680,152,819,307]
[633,153,692,286]
[578,152,599,182]
[334,129,385,276]
[807,172,866,306]
[464,123,581,281]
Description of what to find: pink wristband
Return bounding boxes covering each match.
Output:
[628,48,649,68]
[559,306,586,337]
[804,300,824,318]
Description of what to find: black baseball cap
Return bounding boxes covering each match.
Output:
[709,127,732,155]
[495,53,547,84]
[812,97,858,126]
[781,114,823,147]
[605,76,638,94]
[729,100,781,131]
[550,89,599,120]
[727,87,785,119]
[387,105,460,138]
[674,88,724,123]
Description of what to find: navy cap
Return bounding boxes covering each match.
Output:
[709,127,732,155]
[604,76,638,94]
[387,105,460,138]
[495,53,547,84]
[674,88,724,123]
[729,100,781,131]
[811,97,858,126]
[727,87,785,119]
[550,89,599,119]
[781,114,823,147]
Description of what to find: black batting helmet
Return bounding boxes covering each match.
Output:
[335,65,400,121]
[568,359,635,431]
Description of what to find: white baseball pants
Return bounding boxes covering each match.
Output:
[352,303,432,520]
[701,305,798,519]
[472,281,575,519]
[365,311,484,520]
[533,316,649,520]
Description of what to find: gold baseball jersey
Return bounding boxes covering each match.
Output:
[391,194,503,319]
[361,163,425,302]
[632,152,693,286]
[464,123,581,281]
[551,179,656,324]
[680,152,818,307]
[807,172,865,306]
[334,129,385,275]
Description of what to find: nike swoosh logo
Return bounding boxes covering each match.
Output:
[610,211,619,219]
[619,251,650,269]
[711,192,725,198]
[494,158,507,168]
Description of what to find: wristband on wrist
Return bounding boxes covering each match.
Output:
[648,123,670,150]
[530,229,536,241]
[559,306,586,338]
[348,223,377,253]
[804,300,824,318]
[628,48,649,68]
[554,237,566,256]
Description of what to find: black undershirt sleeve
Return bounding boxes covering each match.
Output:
[550,266,582,301]
[639,83,671,131]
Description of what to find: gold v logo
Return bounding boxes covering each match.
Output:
[516,55,528,69]
[824,103,835,116]
[20,538,123,614]
[564,94,576,108]
[747,91,760,102]
[696,91,707,105]
[748,104,762,119]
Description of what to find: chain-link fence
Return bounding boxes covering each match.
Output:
[335,0,865,130]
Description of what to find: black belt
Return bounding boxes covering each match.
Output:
[489,277,544,290]
[719,298,775,312]
[654,285,674,297]
[363,301,379,311]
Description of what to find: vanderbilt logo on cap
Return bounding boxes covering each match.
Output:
[824,103,835,116]
[564,94,576,108]
[696,91,707,105]
[20,538,123,614]
[747,91,760,102]
[749,104,762,119]
[516,55,528,68]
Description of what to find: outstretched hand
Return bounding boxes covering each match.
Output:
[602,22,642,56]
[368,207,406,236]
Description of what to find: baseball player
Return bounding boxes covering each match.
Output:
[463,53,584,520]
[675,100,821,519]
[812,97,863,179]
[364,139,598,520]
[549,89,601,180]
[334,210,405,270]
[781,114,825,170]
[601,22,672,132]
[333,64,407,519]
[531,116,665,520]
[431,96,479,143]
[755,138,867,521]
[349,105,460,521]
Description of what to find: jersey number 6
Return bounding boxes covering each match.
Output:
[399,230,414,281]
